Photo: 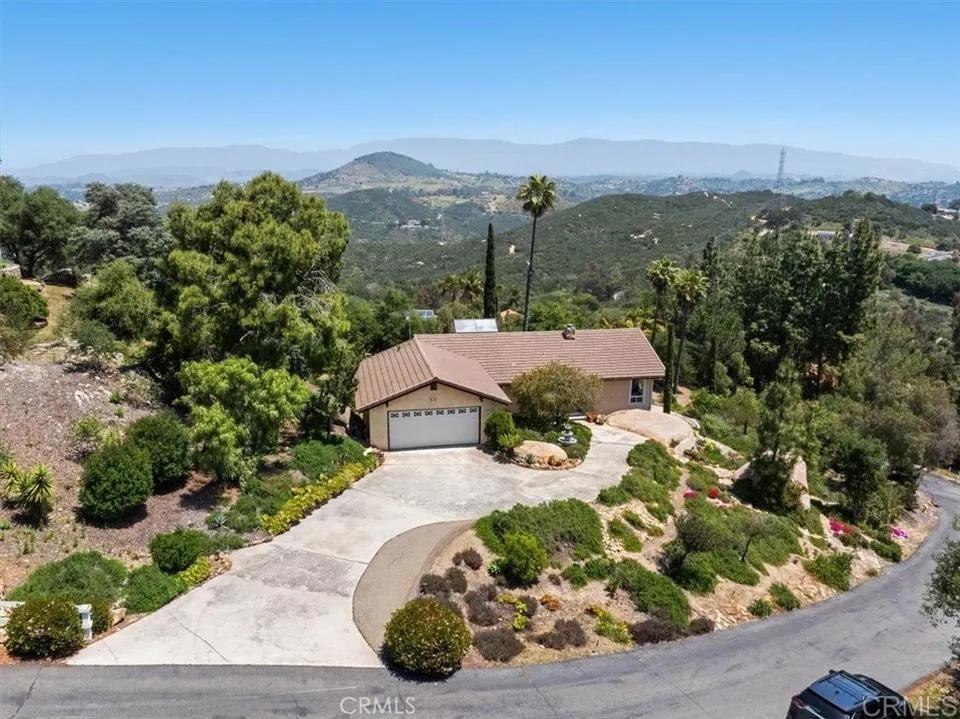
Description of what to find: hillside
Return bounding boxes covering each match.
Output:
[299,151,446,194]
[342,191,960,293]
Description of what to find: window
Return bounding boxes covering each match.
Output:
[629,378,645,405]
[430,381,438,391]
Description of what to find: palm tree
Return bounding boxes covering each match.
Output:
[15,463,55,525]
[516,174,557,331]
[670,268,709,391]
[646,257,676,346]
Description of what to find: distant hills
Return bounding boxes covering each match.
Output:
[341,190,960,294]
[12,137,958,185]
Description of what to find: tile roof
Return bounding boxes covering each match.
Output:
[416,328,664,384]
[354,337,511,411]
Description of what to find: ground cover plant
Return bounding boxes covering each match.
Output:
[475,498,604,558]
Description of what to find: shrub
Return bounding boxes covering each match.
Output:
[539,594,561,612]
[583,556,615,581]
[686,463,719,492]
[206,531,247,553]
[419,573,450,597]
[259,462,370,535]
[687,617,716,636]
[518,595,538,618]
[149,528,211,574]
[127,411,191,489]
[561,563,588,588]
[870,538,903,563]
[804,553,853,591]
[291,436,368,480]
[176,556,214,586]
[8,551,128,604]
[597,485,631,506]
[68,319,118,363]
[464,583,497,605]
[498,430,525,451]
[511,362,603,428]
[626,441,680,488]
[706,549,761,586]
[588,605,631,644]
[675,553,719,595]
[4,598,84,658]
[608,560,691,627]
[629,617,683,645]
[444,567,468,594]
[0,275,48,323]
[623,510,646,531]
[383,598,472,676]
[79,440,152,521]
[608,519,643,552]
[769,583,801,611]
[215,474,295,533]
[69,259,156,340]
[466,600,499,627]
[452,547,483,571]
[484,410,517,451]
[124,564,185,613]
[90,598,112,635]
[536,618,587,650]
[748,598,773,618]
[620,470,673,521]
[473,627,524,662]
[500,532,548,586]
[69,415,106,460]
[475,498,604,557]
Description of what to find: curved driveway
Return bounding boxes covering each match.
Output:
[1,476,956,719]
[68,423,639,666]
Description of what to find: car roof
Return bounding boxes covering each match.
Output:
[810,671,884,711]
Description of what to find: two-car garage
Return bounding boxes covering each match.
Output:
[387,406,481,450]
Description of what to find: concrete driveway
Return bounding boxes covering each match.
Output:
[70,424,637,666]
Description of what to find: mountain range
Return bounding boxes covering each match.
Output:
[12,137,958,185]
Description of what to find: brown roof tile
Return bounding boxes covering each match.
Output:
[416,328,664,384]
[354,338,510,411]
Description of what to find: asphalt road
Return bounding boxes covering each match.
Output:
[1,475,957,719]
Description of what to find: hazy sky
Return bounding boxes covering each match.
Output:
[2,1,958,168]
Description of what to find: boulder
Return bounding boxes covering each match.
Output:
[42,267,81,287]
[790,457,811,510]
[516,440,568,466]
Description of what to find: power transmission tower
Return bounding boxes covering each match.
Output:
[775,146,786,191]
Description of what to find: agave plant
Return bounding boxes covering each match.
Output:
[15,464,55,525]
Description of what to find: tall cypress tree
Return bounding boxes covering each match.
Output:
[662,322,675,414]
[483,222,498,318]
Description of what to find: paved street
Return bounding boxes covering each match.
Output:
[3,475,956,719]
[69,424,638,666]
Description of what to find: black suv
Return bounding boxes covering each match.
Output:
[787,670,915,718]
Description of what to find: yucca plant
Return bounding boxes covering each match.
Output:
[0,458,22,501]
[16,464,55,525]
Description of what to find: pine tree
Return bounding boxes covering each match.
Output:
[483,223,497,319]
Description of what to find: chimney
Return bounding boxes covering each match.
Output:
[562,325,576,340]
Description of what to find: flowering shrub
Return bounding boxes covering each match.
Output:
[708,487,720,500]
[683,490,699,499]
[587,604,631,643]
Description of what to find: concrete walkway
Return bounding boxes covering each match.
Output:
[70,423,638,666]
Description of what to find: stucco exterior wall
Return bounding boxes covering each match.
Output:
[364,383,506,450]
[500,377,654,415]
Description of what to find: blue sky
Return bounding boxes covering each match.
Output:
[1,1,957,168]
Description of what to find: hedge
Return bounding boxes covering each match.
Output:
[260,462,371,535]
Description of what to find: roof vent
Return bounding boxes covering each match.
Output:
[562,325,576,340]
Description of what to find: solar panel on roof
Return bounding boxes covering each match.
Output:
[453,318,498,333]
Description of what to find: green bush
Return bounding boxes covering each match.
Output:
[686,463,719,492]
[176,556,213,586]
[870,538,903,563]
[500,532,548,586]
[622,510,646,531]
[8,551,128,604]
[291,435,368,480]
[69,259,156,340]
[675,553,718,595]
[484,410,516,451]
[627,442,680,488]
[561,563,588,588]
[0,275,48,323]
[90,597,112,635]
[212,474,295,533]
[542,423,592,460]
[804,553,853,591]
[608,559,690,627]
[706,549,761,586]
[68,415,106,459]
[206,531,247,553]
[124,564,186,613]
[589,606,632,643]
[620,470,674,521]
[475,498,604,558]
[383,597,472,676]
[149,528,211,573]
[749,598,773,618]
[608,519,643,552]
[79,440,152,521]
[259,462,370,535]
[4,597,84,658]
[583,556,615,581]
[769,583,801,611]
[597,485,631,506]
[127,411,191,489]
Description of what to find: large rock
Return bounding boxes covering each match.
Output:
[790,457,811,510]
[516,441,568,466]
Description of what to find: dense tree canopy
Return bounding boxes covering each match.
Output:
[0,178,81,278]
[153,173,353,413]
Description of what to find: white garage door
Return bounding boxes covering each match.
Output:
[388,406,481,450]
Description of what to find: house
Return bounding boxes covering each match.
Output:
[353,327,664,450]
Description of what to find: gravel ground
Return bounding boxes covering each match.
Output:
[0,361,218,592]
